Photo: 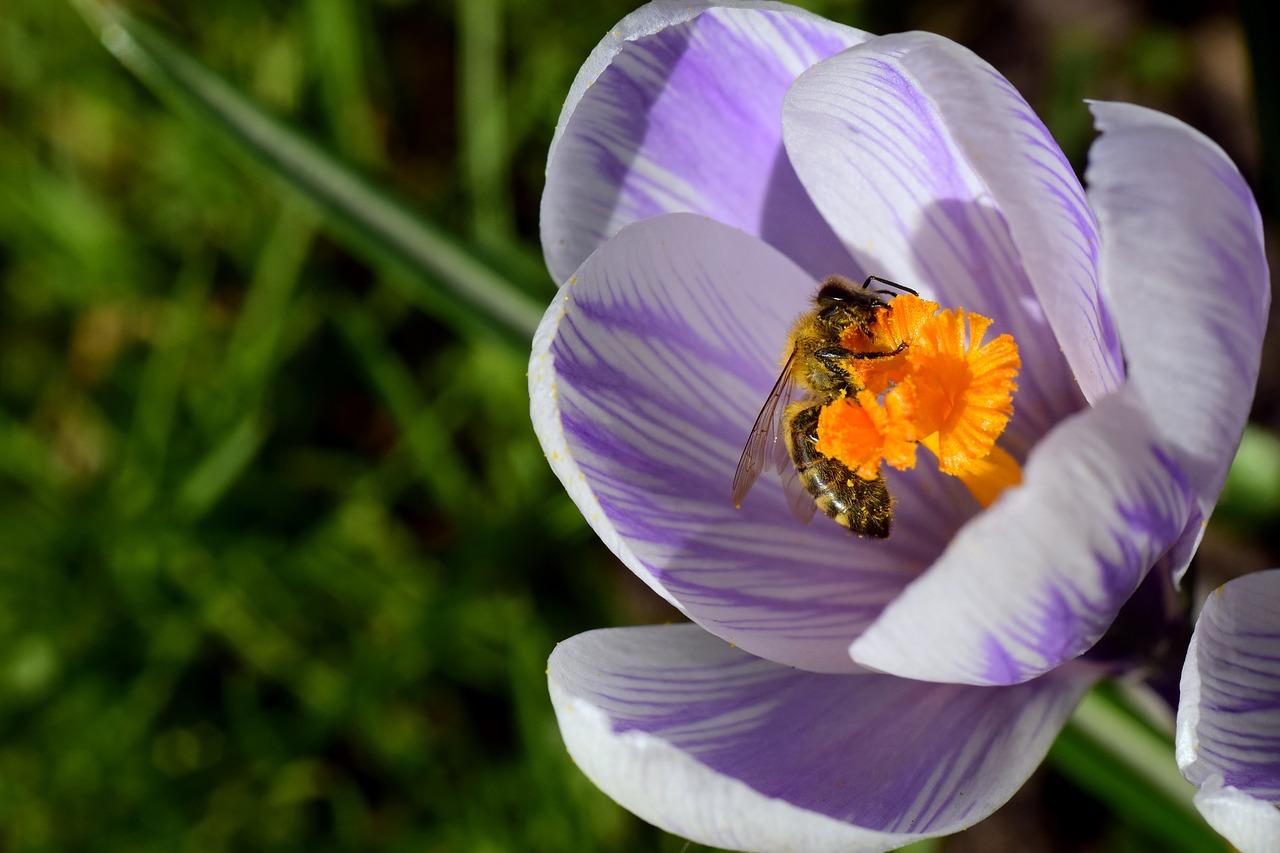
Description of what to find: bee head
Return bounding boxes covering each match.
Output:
[815,278,886,331]
[816,279,882,308]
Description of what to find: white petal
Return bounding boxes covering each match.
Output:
[851,386,1197,685]
[1086,101,1269,578]
[1177,570,1280,799]
[1193,776,1280,853]
[550,623,1098,852]
[542,2,866,283]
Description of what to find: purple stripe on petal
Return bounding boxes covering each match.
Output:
[542,6,866,284]
[851,387,1196,685]
[550,624,1097,851]
[1086,102,1269,553]
[1178,570,1280,801]
[782,36,1095,457]
[532,213,962,673]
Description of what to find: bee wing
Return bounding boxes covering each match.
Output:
[780,456,818,525]
[731,349,798,508]
[776,397,818,525]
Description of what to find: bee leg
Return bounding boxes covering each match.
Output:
[812,346,855,380]
[813,344,905,371]
[848,341,908,359]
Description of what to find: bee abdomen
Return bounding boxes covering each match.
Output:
[786,403,892,539]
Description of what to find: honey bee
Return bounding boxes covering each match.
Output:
[731,275,916,538]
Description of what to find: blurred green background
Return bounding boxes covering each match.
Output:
[0,0,1274,850]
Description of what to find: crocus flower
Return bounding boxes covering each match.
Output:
[528,1,1269,849]
[1178,570,1280,853]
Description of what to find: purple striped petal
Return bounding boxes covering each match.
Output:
[541,2,867,285]
[850,387,1197,685]
[781,33,1121,453]
[549,623,1099,852]
[531,213,970,673]
[1085,101,1269,579]
[1191,776,1280,853]
[1177,570,1280,801]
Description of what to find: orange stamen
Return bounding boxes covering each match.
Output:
[815,389,918,480]
[920,436,1023,508]
[819,293,1023,506]
[899,306,1020,474]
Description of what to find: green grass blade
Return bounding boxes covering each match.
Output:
[72,0,545,345]
[112,252,215,517]
[175,412,268,520]
[458,0,514,244]
[331,296,473,517]
[1049,686,1226,851]
[304,0,382,167]
[220,203,319,414]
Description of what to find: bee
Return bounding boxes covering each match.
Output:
[731,274,916,538]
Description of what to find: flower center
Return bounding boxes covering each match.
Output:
[813,293,1022,507]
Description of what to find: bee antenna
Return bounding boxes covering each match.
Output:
[861,275,918,297]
